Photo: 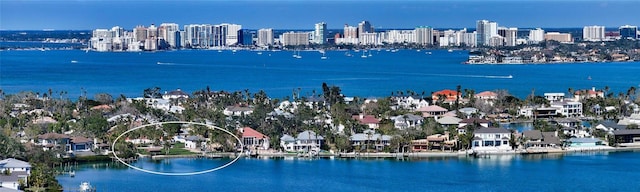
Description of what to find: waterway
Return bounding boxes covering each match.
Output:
[57,151,640,191]
[2,49,639,99]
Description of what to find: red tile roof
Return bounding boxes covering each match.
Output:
[416,105,448,112]
[242,127,268,139]
[475,91,498,97]
[352,115,381,124]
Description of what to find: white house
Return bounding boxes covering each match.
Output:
[391,114,424,129]
[551,101,583,117]
[162,88,189,100]
[0,158,31,190]
[223,105,254,116]
[471,127,512,152]
[392,96,429,110]
[35,133,71,151]
[280,130,324,153]
[184,135,206,150]
[544,93,565,102]
[70,136,93,152]
[349,129,391,151]
[474,91,498,106]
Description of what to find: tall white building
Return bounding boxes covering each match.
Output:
[160,23,180,48]
[184,24,213,48]
[281,32,310,46]
[583,25,605,41]
[461,31,477,47]
[359,32,380,45]
[528,28,545,43]
[477,20,498,46]
[220,23,242,46]
[314,22,327,44]
[414,26,433,45]
[257,28,274,46]
[505,28,518,46]
[384,30,415,44]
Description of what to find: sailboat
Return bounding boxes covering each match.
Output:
[293,50,302,59]
[320,50,327,60]
[361,50,367,58]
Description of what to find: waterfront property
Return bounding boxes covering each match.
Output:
[0,158,31,190]
[280,130,324,153]
[35,133,71,151]
[612,129,640,146]
[240,127,270,150]
[522,130,561,148]
[472,127,512,152]
[567,138,605,148]
[416,105,448,119]
[349,129,391,151]
[352,114,381,129]
[391,114,424,129]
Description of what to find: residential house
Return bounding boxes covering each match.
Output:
[618,114,640,126]
[280,130,324,153]
[612,129,640,146]
[35,133,70,151]
[391,114,424,129]
[471,127,512,152]
[162,88,190,100]
[550,101,583,117]
[223,105,254,116]
[594,121,626,135]
[90,104,113,112]
[0,158,30,190]
[416,105,448,119]
[240,127,270,150]
[458,107,483,118]
[459,118,491,128]
[436,116,462,128]
[475,91,498,106]
[70,136,93,152]
[349,129,391,151]
[432,89,463,105]
[184,135,206,150]
[518,106,559,118]
[522,130,561,148]
[552,118,582,128]
[544,93,565,102]
[392,96,429,110]
[352,114,381,129]
[573,87,604,101]
[413,133,455,151]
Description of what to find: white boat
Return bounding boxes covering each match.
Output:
[448,49,454,52]
[321,51,327,59]
[426,52,432,55]
[257,52,263,55]
[79,182,95,192]
[508,75,513,79]
[70,60,78,63]
[361,51,367,58]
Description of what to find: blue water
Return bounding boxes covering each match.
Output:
[57,151,640,191]
[1,49,639,99]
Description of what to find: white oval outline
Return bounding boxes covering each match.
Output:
[111,121,244,176]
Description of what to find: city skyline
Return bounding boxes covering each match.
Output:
[1,0,639,30]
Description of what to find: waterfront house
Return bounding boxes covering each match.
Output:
[543,93,565,102]
[424,133,455,151]
[70,136,93,152]
[162,88,190,100]
[391,114,424,129]
[0,158,30,190]
[352,114,381,129]
[594,121,626,134]
[617,114,640,126]
[567,138,604,148]
[223,105,255,116]
[184,135,206,150]
[458,107,483,118]
[518,106,559,118]
[612,129,640,146]
[471,127,512,152]
[279,135,296,152]
[573,87,604,100]
[240,127,270,150]
[416,105,448,119]
[552,118,582,128]
[35,133,70,151]
[522,130,561,148]
[550,101,583,117]
[349,129,391,151]
[474,91,498,106]
[280,130,324,153]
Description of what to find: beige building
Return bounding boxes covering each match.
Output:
[544,32,573,43]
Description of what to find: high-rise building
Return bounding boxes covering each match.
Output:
[281,32,310,46]
[619,25,638,39]
[544,32,572,43]
[344,25,358,38]
[110,26,124,38]
[184,24,213,48]
[133,25,147,42]
[358,21,374,37]
[583,26,605,41]
[237,29,253,46]
[505,28,518,46]
[359,32,379,45]
[147,24,158,39]
[528,28,545,43]
[220,23,242,46]
[314,22,327,44]
[160,23,180,48]
[476,20,498,46]
[414,26,433,45]
[257,28,274,46]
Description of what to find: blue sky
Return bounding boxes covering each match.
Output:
[1,0,638,30]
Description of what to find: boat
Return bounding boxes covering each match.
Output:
[321,52,327,60]
[587,76,592,80]
[368,51,372,57]
[361,51,367,58]
[70,60,78,63]
[508,75,513,78]
[448,49,454,52]
[79,182,96,192]
[257,52,263,55]
[345,51,352,57]
[217,50,222,53]
[426,52,432,55]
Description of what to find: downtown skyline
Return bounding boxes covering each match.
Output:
[1,0,640,30]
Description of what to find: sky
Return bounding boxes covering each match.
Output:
[1,0,639,30]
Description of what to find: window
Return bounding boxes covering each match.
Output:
[474,141,480,147]
[503,141,508,145]
[495,141,501,146]
[495,134,501,138]
[484,141,494,146]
